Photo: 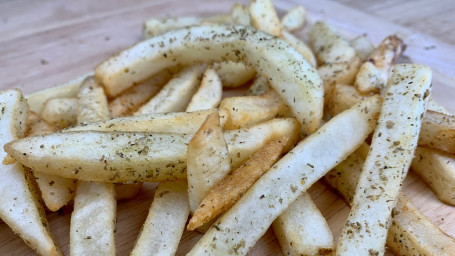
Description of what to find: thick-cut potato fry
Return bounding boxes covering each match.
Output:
[213,61,256,88]
[115,182,142,200]
[412,147,455,205]
[143,15,231,39]
[26,72,93,114]
[187,96,381,255]
[108,70,172,117]
[6,118,299,183]
[336,64,431,256]
[130,181,189,256]
[355,35,404,94]
[272,192,334,256]
[230,4,250,26]
[350,35,375,62]
[66,109,229,134]
[187,111,231,213]
[328,84,366,117]
[135,65,202,115]
[428,98,451,115]
[281,6,306,32]
[220,90,290,129]
[318,57,361,99]
[419,110,455,154]
[325,143,455,256]
[247,76,270,96]
[77,76,110,124]
[280,30,317,67]
[41,97,78,128]
[188,137,291,230]
[70,181,116,256]
[95,25,323,134]
[186,67,222,111]
[0,89,61,256]
[27,112,76,212]
[249,0,281,36]
[309,22,356,65]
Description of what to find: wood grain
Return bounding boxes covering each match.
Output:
[0,0,454,255]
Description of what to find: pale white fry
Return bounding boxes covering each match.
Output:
[212,61,256,88]
[187,96,381,255]
[272,192,334,256]
[135,65,203,115]
[130,181,189,256]
[230,4,250,26]
[95,25,323,134]
[336,64,432,256]
[0,89,61,256]
[350,35,375,62]
[40,97,78,129]
[281,6,306,32]
[77,76,110,124]
[249,0,281,36]
[281,30,316,67]
[248,76,270,96]
[186,67,222,111]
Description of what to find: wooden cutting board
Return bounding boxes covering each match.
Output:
[0,0,454,255]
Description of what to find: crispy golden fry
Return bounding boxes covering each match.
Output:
[272,192,334,256]
[0,89,61,256]
[280,30,317,67]
[187,111,231,214]
[66,109,229,134]
[412,147,455,205]
[6,118,299,183]
[134,65,203,115]
[249,0,281,36]
[115,182,142,201]
[186,67,222,111]
[230,4,250,26]
[213,61,256,88]
[40,97,78,129]
[419,110,455,154]
[281,6,306,32]
[95,25,323,134]
[247,76,270,96]
[26,72,92,114]
[188,137,291,230]
[350,34,375,62]
[108,70,172,118]
[336,64,432,256]
[328,84,366,117]
[325,143,455,256]
[309,22,356,65]
[130,181,189,256]
[220,90,290,129]
[355,35,404,94]
[187,96,381,255]
[27,112,76,212]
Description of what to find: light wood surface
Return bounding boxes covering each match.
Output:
[0,0,454,255]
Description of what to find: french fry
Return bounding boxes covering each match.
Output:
[0,89,61,256]
[280,30,317,67]
[412,147,455,205]
[187,137,291,231]
[130,181,189,256]
[95,25,323,134]
[27,112,76,212]
[186,67,222,111]
[272,192,334,256]
[336,64,431,256]
[281,6,306,32]
[419,110,455,154]
[26,72,92,114]
[249,0,281,36]
[40,97,78,129]
[108,70,172,118]
[71,76,116,256]
[309,22,356,65]
[187,111,231,214]
[230,4,250,26]
[186,96,381,255]
[220,90,290,129]
[328,84,366,117]
[6,118,299,183]
[247,76,270,96]
[66,109,229,134]
[350,34,375,62]
[115,182,142,201]
[134,65,203,115]
[355,35,404,94]
[325,143,455,256]
[213,61,256,88]
[428,98,451,115]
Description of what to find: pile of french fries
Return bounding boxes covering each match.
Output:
[1,0,455,255]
